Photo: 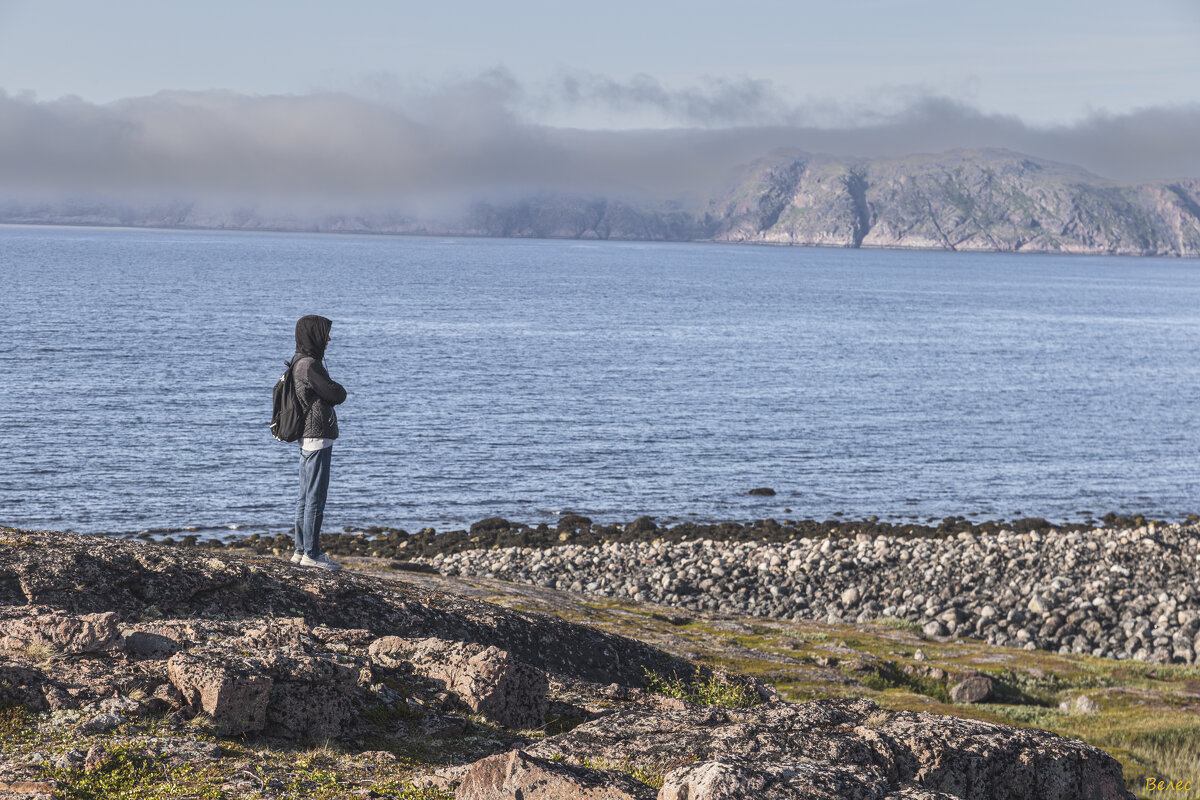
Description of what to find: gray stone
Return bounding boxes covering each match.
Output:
[54,750,85,771]
[923,621,949,637]
[83,744,109,772]
[261,650,363,740]
[80,712,125,734]
[1059,694,1101,715]
[124,631,181,659]
[950,675,994,704]
[97,696,143,716]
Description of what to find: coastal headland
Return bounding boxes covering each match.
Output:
[7,148,1200,258]
[1,522,1196,797]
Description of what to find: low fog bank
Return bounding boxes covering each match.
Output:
[2,74,1199,219]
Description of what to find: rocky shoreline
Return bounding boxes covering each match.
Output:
[0,526,1138,799]
[172,514,1200,667]
[149,509,1174,557]
[419,522,1200,667]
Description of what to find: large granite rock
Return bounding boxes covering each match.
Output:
[0,607,119,655]
[0,529,688,741]
[949,674,994,704]
[525,699,1132,800]
[370,635,548,730]
[0,528,690,688]
[658,760,895,800]
[166,650,273,735]
[263,648,365,739]
[167,641,365,738]
[456,749,653,800]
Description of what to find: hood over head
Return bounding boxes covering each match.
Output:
[295,315,332,360]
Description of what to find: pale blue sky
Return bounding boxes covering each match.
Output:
[1,0,1197,126]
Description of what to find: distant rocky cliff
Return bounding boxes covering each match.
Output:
[5,148,1200,257]
[708,149,1200,257]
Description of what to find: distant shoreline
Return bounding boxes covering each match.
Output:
[3,220,1196,260]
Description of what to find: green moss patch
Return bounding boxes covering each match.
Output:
[51,747,225,800]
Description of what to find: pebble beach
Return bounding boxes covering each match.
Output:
[191,514,1200,666]
[419,521,1200,665]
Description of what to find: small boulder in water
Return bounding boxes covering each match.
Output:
[470,517,512,534]
[557,514,592,531]
[626,516,657,535]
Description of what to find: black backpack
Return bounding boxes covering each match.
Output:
[270,360,305,442]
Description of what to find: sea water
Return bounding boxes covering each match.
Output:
[4,224,1199,536]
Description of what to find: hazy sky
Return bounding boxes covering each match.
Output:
[1,0,1198,207]
[2,0,1197,125]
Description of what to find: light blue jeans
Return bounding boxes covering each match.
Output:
[295,446,332,558]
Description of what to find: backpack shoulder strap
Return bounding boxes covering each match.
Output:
[290,356,313,410]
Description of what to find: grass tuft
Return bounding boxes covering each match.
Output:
[578,755,668,790]
[185,712,216,732]
[297,740,344,770]
[22,641,59,663]
[875,617,923,633]
[643,667,759,708]
[864,710,891,728]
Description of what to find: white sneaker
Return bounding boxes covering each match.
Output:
[300,553,343,571]
[290,552,303,564]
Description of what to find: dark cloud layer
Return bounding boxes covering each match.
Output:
[2,73,1198,214]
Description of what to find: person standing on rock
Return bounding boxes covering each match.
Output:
[290,315,347,571]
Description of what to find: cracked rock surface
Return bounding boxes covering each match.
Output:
[524,699,1130,800]
[0,528,1136,798]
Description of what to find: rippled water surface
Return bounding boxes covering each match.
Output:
[4,225,1200,536]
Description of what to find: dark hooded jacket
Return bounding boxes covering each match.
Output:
[292,315,346,441]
